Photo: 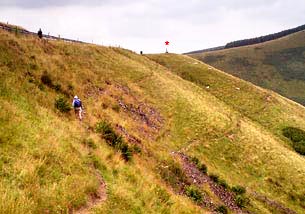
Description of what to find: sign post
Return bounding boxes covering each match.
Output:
[165,41,169,53]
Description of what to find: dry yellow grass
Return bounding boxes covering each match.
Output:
[0,28,304,214]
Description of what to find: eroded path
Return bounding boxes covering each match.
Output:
[173,152,245,214]
[74,172,107,214]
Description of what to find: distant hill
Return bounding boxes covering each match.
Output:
[184,45,225,55]
[185,24,305,54]
[188,30,305,106]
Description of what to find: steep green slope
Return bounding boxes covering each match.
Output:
[0,30,203,214]
[187,30,305,106]
[1,28,305,214]
[147,53,305,213]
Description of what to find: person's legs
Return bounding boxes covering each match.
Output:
[74,108,79,118]
[78,108,83,121]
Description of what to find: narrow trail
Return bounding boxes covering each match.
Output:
[174,152,245,214]
[73,117,107,214]
[74,172,107,214]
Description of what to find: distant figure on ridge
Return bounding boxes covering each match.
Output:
[72,95,83,121]
[37,28,43,39]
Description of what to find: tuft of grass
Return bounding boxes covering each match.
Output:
[54,96,71,113]
[231,185,246,195]
[82,138,97,149]
[218,178,229,189]
[215,205,228,214]
[131,145,142,154]
[54,83,62,92]
[235,194,250,208]
[185,185,203,203]
[157,159,188,191]
[209,174,228,189]
[111,104,120,112]
[190,156,207,174]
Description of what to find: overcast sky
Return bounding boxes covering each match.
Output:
[0,0,304,53]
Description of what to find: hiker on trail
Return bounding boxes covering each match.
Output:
[38,28,42,39]
[72,95,83,121]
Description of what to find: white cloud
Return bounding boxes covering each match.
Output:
[0,0,304,53]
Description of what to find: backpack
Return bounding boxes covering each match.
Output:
[74,99,81,107]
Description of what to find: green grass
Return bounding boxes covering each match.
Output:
[1,27,305,214]
[188,30,305,106]
[0,30,203,214]
[147,53,305,213]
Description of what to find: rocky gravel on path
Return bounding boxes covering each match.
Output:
[174,152,245,214]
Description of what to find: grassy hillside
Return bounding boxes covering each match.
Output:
[187,30,305,106]
[1,29,305,214]
[147,53,305,213]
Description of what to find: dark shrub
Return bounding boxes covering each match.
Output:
[215,205,228,214]
[209,174,228,189]
[190,156,199,165]
[190,156,207,174]
[209,174,219,183]
[293,140,305,155]
[218,179,229,189]
[54,83,62,92]
[283,127,305,142]
[28,77,34,83]
[96,121,132,161]
[235,195,249,208]
[119,142,132,161]
[232,185,246,195]
[198,164,207,174]
[185,185,203,203]
[55,96,71,113]
[41,72,53,88]
[283,127,305,155]
[96,121,123,146]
